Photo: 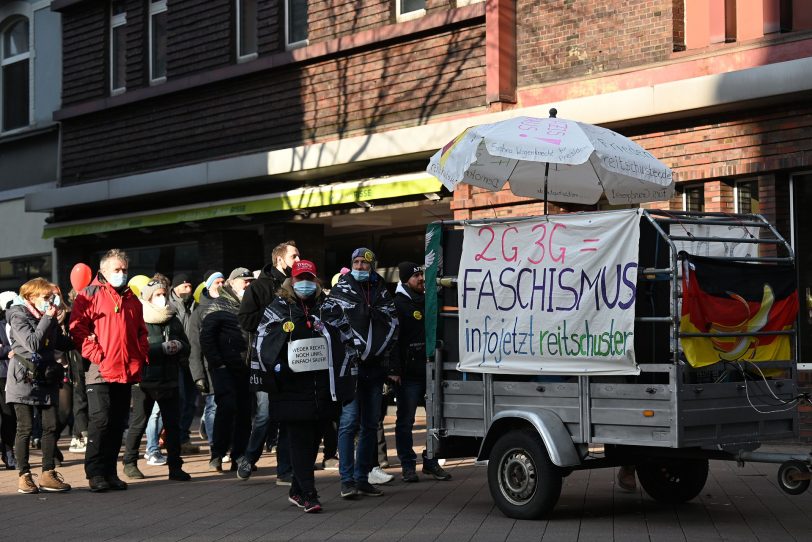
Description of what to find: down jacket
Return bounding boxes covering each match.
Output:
[199,285,249,371]
[140,301,190,392]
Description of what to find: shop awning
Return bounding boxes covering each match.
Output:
[43,174,442,239]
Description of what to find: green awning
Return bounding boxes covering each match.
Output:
[43,174,442,239]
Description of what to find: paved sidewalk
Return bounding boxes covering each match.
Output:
[1,419,811,541]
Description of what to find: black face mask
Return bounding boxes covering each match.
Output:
[283,266,292,278]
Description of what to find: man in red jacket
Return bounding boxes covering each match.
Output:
[70,249,149,492]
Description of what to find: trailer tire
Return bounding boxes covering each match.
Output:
[637,458,708,504]
[487,429,562,520]
[777,460,810,495]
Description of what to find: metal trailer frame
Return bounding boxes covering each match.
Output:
[425,209,812,517]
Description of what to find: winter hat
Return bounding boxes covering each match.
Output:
[351,248,376,267]
[228,267,254,281]
[171,273,192,289]
[0,290,15,310]
[291,260,317,278]
[398,261,423,283]
[204,270,224,291]
[140,279,165,301]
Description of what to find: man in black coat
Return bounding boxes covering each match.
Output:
[394,262,451,483]
[200,268,254,472]
[235,241,299,484]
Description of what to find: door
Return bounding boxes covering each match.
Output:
[793,173,812,368]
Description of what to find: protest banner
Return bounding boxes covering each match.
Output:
[457,208,641,375]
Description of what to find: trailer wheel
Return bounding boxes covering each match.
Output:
[777,460,810,495]
[636,458,709,504]
[487,429,562,520]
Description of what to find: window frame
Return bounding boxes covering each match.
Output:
[396,0,426,23]
[734,179,760,215]
[236,0,258,62]
[0,15,32,134]
[110,1,127,95]
[148,0,167,84]
[284,0,308,50]
[682,183,705,212]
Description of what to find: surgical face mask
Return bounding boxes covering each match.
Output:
[351,270,370,282]
[293,280,317,298]
[37,300,51,312]
[152,295,167,308]
[108,272,127,288]
[236,288,245,299]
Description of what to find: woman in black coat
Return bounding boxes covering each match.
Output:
[256,260,356,513]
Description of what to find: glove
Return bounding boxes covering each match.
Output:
[195,378,208,393]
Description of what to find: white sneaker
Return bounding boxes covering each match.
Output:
[368,466,394,485]
[222,453,231,464]
[146,451,167,466]
[69,436,87,453]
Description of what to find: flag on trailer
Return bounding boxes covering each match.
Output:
[679,255,798,367]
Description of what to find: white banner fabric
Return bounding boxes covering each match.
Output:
[457,209,642,375]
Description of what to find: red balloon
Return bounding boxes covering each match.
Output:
[70,263,92,292]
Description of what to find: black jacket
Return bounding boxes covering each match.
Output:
[238,264,286,333]
[327,272,399,378]
[394,282,427,380]
[0,314,12,379]
[256,280,357,422]
[140,301,190,391]
[200,285,250,371]
[188,292,215,394]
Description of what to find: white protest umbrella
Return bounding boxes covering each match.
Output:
[427,109,674,213]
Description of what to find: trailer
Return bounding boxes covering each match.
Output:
[423,209,811,519]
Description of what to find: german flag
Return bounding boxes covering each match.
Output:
[679,255,798,368]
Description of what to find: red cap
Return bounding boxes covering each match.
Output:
[291,260,317,278]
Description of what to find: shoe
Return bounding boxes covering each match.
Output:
[340,481,358,499]
[17,472,39,494]
[236,456,253,480]
[379,459,390,468]
[169,468,191,481]
[276,473,292,486]
[356,481,383,497]
[617,466,637,492]
[314,461,325,471]
[123,463,145,479]
[88,475,110,492]
[146,452,167,466]
[180,441,201,455]
[32,438,41,450]
[209,457,223,472]
[68,437,86,453]
[266,443,275,453]
[39,470,71,492]
[288,493,305,508]
[105,475,128,490]
[368,466,393,485]
[303,494,322,513]
[422,462,452,481]
[222,453,231,464]
[198,424,208,441]
[323,457,339,470]
[5,449,17,470]
[158,428,167,449]
[402,468,419,483]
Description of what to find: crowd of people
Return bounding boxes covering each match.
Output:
[0,241,451,512]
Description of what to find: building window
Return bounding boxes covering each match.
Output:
[735,180,760,214]
[397,0,426,22]
[683,184,705,212]
[149,0,167,83]
[110,0,126,93]
[237,0,258,59]
[1,16,30,132]
[285,0,308,48]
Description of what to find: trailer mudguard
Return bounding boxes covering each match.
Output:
[477,409,581,468]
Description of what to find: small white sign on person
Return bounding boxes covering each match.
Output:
[288,337,329,372]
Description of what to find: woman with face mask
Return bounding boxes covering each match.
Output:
[120,280,192,482]
[5,278,75,494]
[254,260,358,513]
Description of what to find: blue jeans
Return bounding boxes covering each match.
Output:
[395,377,425,471]
[338,375,383,484]
[145,402,162,455]
[202,394,216,447]
[244,391,270,464]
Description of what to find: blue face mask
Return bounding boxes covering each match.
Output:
[108,272,127,288]
[293,280,317,298]
[351,270,370,282]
